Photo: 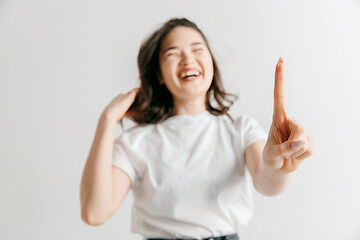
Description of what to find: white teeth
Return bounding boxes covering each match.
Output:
[180,70,200,78]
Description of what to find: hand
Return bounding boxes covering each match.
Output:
[102,88,140,122]
[262,58,314,174]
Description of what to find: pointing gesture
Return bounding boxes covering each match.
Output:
[262,58,314,173]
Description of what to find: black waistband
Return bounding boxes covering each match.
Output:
[147,233,239,240]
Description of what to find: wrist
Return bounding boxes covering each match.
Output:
[100,111,118,124]
[255,167,293,196]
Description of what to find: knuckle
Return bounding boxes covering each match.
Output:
[289,118,304,130]
[278,145,286,156]
[293,124,302,132]
[307,135,315,154]
[299,146,307,153]
[307,147,314,155]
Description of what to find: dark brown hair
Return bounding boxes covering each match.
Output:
[123,17,238,125]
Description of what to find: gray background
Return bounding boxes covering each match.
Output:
[1,0,359,239]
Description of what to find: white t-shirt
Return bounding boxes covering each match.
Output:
[112,111,268,240]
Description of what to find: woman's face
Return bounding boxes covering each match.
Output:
[159,26,214,101]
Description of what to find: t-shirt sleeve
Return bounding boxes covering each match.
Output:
[237,115,268,151]
[112,133,138,187]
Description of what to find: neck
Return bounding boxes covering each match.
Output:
[172,95,207,115]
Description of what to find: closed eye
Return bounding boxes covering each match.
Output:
[167,52,179,57]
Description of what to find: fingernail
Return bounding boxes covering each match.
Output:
[279,57,283,63]
[291,140,305,150]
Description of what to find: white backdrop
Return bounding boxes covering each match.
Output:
[1,0,359,239]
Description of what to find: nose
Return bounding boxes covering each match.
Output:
[180,51,195,65]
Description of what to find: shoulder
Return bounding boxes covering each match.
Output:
[114,123,156,144]
[215,114,268,141]
[233,114,263,130]
[214,113,260,129]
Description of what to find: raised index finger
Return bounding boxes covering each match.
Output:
[273,57,287,121]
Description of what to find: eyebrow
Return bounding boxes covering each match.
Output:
[162,42,205,55]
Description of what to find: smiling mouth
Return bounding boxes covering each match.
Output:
[180,74,201,81]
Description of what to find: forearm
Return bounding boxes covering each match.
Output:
[80,113,116,221]
[253,161,293,197]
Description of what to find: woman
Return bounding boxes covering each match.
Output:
[80,17,314,240]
